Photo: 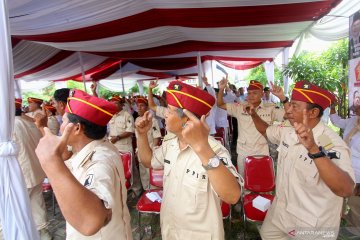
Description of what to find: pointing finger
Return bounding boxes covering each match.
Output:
[302,109,309,127]
[183,109,198,122]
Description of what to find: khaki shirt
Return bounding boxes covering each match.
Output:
[66,140,132,240]
[108,110,134,152]
[265,122,355,234]
[151,136,240,240]
[226,101,284,156]
[12,117,45,188]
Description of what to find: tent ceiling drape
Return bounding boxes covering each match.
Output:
[7,0,346,84]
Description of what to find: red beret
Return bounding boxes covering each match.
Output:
[65,89,117,126]
[166,81,215,117]
[109,95,122,102]
[291,81,336,110]
[43,104,56,114]
[28,97,43,104]
[15,98,22,110]
[136,97,148,105]
[247,80,263,91]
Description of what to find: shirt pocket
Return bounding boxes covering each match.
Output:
[294,160,319,186]
[116,118,126,130]
[182,172,209,210]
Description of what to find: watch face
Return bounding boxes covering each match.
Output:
[209,157,220,168]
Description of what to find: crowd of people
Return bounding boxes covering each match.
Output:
[1,77,359,240]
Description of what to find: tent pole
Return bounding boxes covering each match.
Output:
[197,52,203,88]
[77,52,87,92]
[120,63,125,93]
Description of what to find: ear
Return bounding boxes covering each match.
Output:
[73,123,83,136]
[309,107,320,119]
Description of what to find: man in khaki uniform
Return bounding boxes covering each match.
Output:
[135,97,161,189]
[35,90,132,240]
[11,99,51,240]
[249,81,355,240]
[136,81,242,240]
[108,96,135,153]
[217,79,284,175]
[26,97,44,118]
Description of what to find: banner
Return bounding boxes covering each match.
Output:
[349,58,360,115]
[350,11,360,60]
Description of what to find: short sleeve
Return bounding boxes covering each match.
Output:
[226,102,243,118]
[151,144,166,169]
[83,161,118,209]
[152,119,162,139]
[124,113,135,133]
[266,125,282,145]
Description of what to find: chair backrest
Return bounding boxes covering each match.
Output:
[150,168,164,188]
[214,136,225,146]
[244,155,275,192]
[119,151,132,189]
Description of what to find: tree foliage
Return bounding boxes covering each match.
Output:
[283,39,349,117]
[244,64,283,87]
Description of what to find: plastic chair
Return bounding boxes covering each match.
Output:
[242,155,275,238]
[136,168,164,238]
[119,151,132,190]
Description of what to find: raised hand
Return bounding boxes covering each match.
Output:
[135,111,153,135]
[34,112,48,132]
[149,80,158,90]
[90,81,97,92]
[202,75,209,86]
[35,123,75,167]
[181,109,210,152]
[269,82,286,101]
[243,103,256,115]
[218,78,228,90]
[293,109,317,151]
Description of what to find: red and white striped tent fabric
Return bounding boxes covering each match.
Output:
[9,0,342,83]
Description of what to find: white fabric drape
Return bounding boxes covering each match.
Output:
[308,0,360,41]
[8,0,320,36]
[0,0,39,239]
[282,47,291,96]
[44,22,310,52]
[263,61,274,87]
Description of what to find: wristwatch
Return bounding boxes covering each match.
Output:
[203,156,221,170]
[308,146,327,159]
[281,97,289,104]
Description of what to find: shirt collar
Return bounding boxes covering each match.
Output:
[70,139,104,169]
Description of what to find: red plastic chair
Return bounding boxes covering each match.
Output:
[242,155,275,237]
[136,168,164,237]
[119,151,132,190]
[215,127,225,140]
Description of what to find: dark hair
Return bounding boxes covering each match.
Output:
[67,113,107,139]
[353,11,360,23]
[54,88,70,103]
[306,102,324,118]
[15,109,22,116]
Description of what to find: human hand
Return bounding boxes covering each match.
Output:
[109,136,118,144]
[269,82,286,101]
[243,103,256,116]
[90,81,97,92]
[34,113,48,129]
[202,75,209,86]
[135,111,153,135]
[218,78,228,90]
[35,123,75,168]
[294,109,317,152]
[181,109,210,152]
[149,80,158,90]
